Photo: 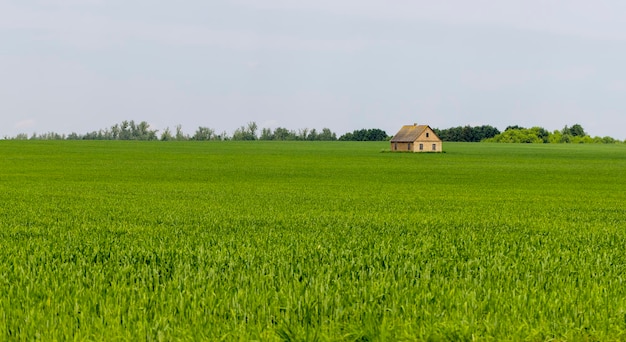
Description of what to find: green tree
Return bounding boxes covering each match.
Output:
[435,125,500,142]
[232,122,258,141]
[247,121,258,139]
[119,121,132,140]
[260,128,273,140]
[160,127,174,141]
[568,124,586,137]
[318,128,337,141]
[133,121,158,140]
[298,128,309,141]
[272,127,292,140]
[484,127,545,143]
[338,132,354,141]
[193,127,215,141]
[339,129,388,141]
[67,132,80,140]
[175,124,188,141]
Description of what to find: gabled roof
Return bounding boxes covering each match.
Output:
[390,125,435,142]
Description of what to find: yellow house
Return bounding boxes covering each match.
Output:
[390,124,442,152]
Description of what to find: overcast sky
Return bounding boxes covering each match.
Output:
[2,0,626,139]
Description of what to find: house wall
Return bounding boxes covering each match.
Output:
[413,141,442,152]
[390,141,442,152]
[390,142,413,152]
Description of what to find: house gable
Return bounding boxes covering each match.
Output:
[414,126,440,142]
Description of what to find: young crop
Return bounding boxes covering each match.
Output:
[0,141,625,340]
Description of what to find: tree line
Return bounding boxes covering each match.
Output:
[433,125,501,142]
[483,124,621,144]
[5,121,388,142]
[5,120,622,143]
[434,124,622,144]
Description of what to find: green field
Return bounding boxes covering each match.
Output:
[1,141,625,340]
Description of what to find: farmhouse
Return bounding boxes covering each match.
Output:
[390,124,442,152]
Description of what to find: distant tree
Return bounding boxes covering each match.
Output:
[14,133,29,140]
[484,126,546,143]
[67,120,159,141]
[435,125,500,142]
[486,125,621,144]
[111,124,120,139]
[81,131,97,140]
[601,136,616,144]
[366,128,388,141]
[535,127,550,143]
[118,121,130,140]
[175,124,188,141]
[133,121,158,140]
[28,132,65,140]
[272,127,292,140]
[564,124,586,137]
[318,128,337,141]
[217,130,229,140]
[460,126,474,142]
[260,128,273,140]
[560,133,572,143]
[434,127,460,141]
[307,128,318,141]
[232,121,258,140]
[339,129,388,141]
[232,127,246,140]
[298,128,309,141]
[247,121,258,139]
[193,126,215,141]
[505,125,526,131]
[475,125,501,141]
[548,130,561,143]
[338,132,354,141]
[160,127,173,141]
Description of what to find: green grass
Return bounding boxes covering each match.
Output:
[1,141,625,340]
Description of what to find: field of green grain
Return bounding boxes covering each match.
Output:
[1,141,625,340]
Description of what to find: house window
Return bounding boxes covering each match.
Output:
[408,143,412,151]
[426,132,429,138]
[432,144,437,151]
[419,144,424,151]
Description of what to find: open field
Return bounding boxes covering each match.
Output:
[1,141,625,340]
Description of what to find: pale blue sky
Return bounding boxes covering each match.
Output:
[2,0,626,139]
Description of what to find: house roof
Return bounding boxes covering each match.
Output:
[390,125,435,142]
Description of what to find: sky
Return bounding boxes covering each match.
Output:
[2,0,626,139]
